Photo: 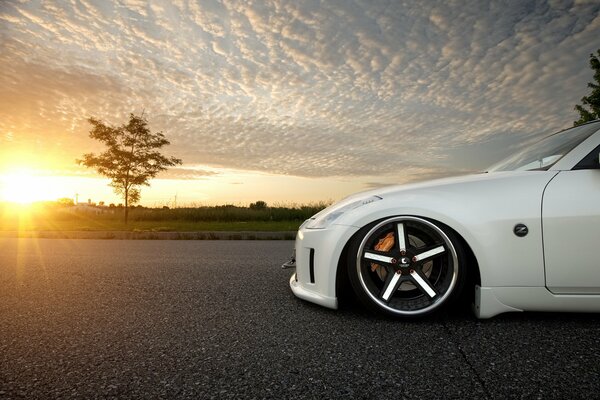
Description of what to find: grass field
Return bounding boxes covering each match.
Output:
[0,202,328,232]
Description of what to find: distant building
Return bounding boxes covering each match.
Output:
[71,198,114,215]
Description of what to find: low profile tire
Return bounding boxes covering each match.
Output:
[347,216,466,317]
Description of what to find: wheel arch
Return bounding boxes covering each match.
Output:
[335,214,482,307]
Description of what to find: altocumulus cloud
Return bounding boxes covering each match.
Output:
[1,0,599,180]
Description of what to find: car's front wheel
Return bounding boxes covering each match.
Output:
[347,216,466,317]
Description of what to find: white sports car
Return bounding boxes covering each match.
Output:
[284,120,600,318]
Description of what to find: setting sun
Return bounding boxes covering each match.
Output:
[0,168,79,205]
[0,169,46,204]
[0,167,124,206]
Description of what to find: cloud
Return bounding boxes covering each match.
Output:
[1,0,599,182]
[158,167,219,180]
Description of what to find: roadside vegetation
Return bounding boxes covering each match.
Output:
[0,200,329,232]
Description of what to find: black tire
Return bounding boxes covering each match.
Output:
[347,216,466,317]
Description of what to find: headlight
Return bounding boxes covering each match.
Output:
[305,195,382,229]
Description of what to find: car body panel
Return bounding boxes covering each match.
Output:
[542,169,600,294]
[475,286,600,318]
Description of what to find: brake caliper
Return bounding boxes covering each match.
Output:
[371,232,394,278]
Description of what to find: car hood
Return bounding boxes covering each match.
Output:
[312,169,556,226]
[356,170,546,199]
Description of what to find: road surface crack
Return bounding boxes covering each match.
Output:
[441,319,492,400]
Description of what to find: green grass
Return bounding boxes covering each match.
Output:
[0,202,326,232]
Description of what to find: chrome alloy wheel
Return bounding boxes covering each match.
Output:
[354,216,460,316]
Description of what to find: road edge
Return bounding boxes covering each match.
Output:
[0,231,297,240]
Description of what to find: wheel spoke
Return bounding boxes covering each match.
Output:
[396,223,407,252]
[381,272,403,301]
[410,269,437,298]
[364,251,396,264]
[413,245,445,262]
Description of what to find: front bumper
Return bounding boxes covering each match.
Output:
[289,272,338,309]
[287,223,359,310]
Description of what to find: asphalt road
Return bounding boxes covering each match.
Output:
[1,239,599,399]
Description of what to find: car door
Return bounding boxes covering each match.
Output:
[542,145,600,294]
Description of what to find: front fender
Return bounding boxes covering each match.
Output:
[332,171,558,287]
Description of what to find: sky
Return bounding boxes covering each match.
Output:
[1,0,599,206]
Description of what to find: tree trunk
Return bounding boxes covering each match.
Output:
[124,187,129,224]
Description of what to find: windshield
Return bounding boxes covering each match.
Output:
[488,122,600,172]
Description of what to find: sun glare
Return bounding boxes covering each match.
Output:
[0,169,48,204]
